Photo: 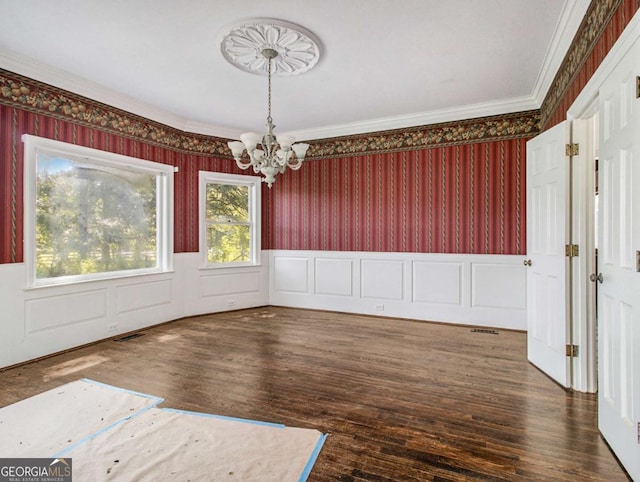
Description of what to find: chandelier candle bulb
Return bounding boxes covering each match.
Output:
[276,135,295,149]
[227,141,245,158]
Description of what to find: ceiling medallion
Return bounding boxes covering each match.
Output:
[218,18,321,76]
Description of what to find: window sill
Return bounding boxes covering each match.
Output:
[24,269,176,291]
[198,263,263,271]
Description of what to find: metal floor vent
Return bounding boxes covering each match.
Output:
[470,328,500,335]
[114,333,145,342]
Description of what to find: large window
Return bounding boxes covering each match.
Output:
[23,135,173,287]
[199,172,260,267]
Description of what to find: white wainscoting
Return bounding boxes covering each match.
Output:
[0,249,525,368]
[269,250,526,330]
[0,252,269,369]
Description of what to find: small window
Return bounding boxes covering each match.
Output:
[199,172,261,267]
[23,135,174,287]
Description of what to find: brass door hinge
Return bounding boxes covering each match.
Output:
[565,143,579,156]
[636,76,640,99]
[566,344,579,357]
[565,244,579,257]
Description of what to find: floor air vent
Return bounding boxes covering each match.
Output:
[470,328,499,335]
[114,333,145,342]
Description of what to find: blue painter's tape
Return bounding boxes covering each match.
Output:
[298,433,328,482]
[52,403,159,458]
[52,379,164,458]
[80,378,164,403]
[160,407,286,428]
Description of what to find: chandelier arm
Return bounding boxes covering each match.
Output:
[287,157,304,170]
[234,157,254,170]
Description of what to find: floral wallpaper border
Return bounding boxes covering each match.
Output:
[303,111,540,160]
[540,0,622,126]
[1,68,540,161]
[0,69,231,157]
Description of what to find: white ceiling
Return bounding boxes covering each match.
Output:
[0,0,589,141]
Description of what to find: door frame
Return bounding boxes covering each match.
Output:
[567,109,598,393]
[565,10,640,392]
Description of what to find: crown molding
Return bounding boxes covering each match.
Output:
[531,0,592,104]
[0,48,241,139]
[181,120,244,140]
[284,95,539,141]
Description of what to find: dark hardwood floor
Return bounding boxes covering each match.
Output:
[0,307,629,481]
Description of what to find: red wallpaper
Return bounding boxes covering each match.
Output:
[542,0,640,129]
[0,103,528,264]
[0,105,242,264]
[3,0,638,263]
[263,139,527,255]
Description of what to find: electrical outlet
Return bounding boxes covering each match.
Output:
[107,323,119,333]
[227,300,236,307]
[375,304,384,311]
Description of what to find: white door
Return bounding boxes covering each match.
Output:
[526,121,571,387]
[597,36,640,480]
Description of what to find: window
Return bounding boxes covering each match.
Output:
[23,135,173,287]
[199,171,261,267]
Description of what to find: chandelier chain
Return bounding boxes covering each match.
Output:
[267,56,272,122]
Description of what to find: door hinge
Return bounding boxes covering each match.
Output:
[636,76,640,98]
[566,344,579,357]
[565,244,579,257]
[637,422,640,444]
[565,143,579,156]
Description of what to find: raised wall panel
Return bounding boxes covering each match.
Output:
[116,280,172,314]
[199,271,260,298]
[472,264,526,310]
[360,259,403,300]
[269,251,526,330]
[25,289,107,333]
[1,254,270,369]
[273,257,309,293]
[412,262,462,305]
[315,258,352,296]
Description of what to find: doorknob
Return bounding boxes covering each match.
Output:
[589,273,604,284]
[523,259,532,267]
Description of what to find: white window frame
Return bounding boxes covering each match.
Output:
[199,171,261,268]
[22,134,174,288]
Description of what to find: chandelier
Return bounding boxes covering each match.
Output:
[227,48,309,188]
[220,19,321,188]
